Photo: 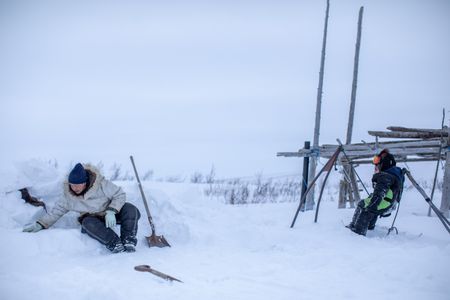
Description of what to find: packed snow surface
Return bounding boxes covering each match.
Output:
[1,162,449,300]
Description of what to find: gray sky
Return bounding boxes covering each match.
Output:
[1,0,449,178]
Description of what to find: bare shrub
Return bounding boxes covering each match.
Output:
[165,175,185,183]
[121,170,134,181]
[109,163,122,181]
[224,182,250,205]
[142,170,154,181]
[205,165,216,184]
[205,174,302,205]
[190,172,204,183]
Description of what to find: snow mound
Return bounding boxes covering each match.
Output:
[1,161,449,300]
[0,159,62,195]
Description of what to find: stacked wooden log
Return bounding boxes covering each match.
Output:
[369,126,448,139]
[277,126,448,164]
[277,125,450,214]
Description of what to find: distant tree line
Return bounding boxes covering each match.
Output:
[43,160,445,204]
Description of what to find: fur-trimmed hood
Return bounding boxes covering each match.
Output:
[63,164,102,198]
[37,164,126,229]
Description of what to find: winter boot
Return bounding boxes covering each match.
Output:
[123,243,135,253]
[352,210,376,236]
[347,202,364,229]
[367,214,379,230]
[107,240,125,253]
[122,237,137,253]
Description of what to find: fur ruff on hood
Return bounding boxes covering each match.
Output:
[37,164,126,229]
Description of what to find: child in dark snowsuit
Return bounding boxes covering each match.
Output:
[348,149,405,236]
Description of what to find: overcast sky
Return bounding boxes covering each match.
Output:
[1,0,449,178]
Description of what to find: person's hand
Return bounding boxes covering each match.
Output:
[105,210,116,228]
[23,222,43,233]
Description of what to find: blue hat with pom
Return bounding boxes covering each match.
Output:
[68,163,87,184]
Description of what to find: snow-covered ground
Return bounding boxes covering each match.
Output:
[0,162,449,300]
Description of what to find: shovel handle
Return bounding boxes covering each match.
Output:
[134,265,183,283]
[130,156,156,233]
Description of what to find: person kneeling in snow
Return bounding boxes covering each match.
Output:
[23,163,141,253]
[347,149,405,236]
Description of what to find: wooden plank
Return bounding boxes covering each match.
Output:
[279,140,443,158]
[368,131,448,139]
[347,157,444,165]
[277,151,308,157]
[322,139,442,151]
[387,126,448,134]
[279,146,446,159]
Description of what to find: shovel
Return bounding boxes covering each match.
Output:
[134,265,182,283]
[130,156,171,247]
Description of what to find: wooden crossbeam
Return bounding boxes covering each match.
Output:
[277,147,445,159]
[368,131,447,139]
[387,126,448,134]
[345,156,445,165]
[322,139,442,150]
[277,137,446,159]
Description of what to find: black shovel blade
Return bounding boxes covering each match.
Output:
[146,233,171,248]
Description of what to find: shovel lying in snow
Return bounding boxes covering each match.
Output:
[130,156,171,248]
[134,265,182,283]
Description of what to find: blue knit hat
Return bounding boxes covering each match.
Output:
[68,163,87,184]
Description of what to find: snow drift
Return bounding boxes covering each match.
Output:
[0,161,449,300]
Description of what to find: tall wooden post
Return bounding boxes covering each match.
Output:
[307,0,330,210]
[300,141,310,210]
[346,6,364,146]
[429,108,446,216]
[440,123,450,217]
[339,6,364,208]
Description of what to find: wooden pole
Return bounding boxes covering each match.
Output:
[341,6,364,208]
[440,121,450,217]
[300,141,310,211]
[348,168,359,207]
[345,6,364,145]
[429,108,446,216]
[314,161,335,223]
[338,180,346,208]
[291,146,341,228]
[308,0,330,210]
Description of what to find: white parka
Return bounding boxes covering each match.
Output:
[37,164,126,228]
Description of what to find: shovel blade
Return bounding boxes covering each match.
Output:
[146,234,171,248]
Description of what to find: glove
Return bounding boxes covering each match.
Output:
[105,210,116,228]
[23,222,43,233]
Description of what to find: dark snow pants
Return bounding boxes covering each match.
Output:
[81,202,141,250]
[350,199,394,236]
